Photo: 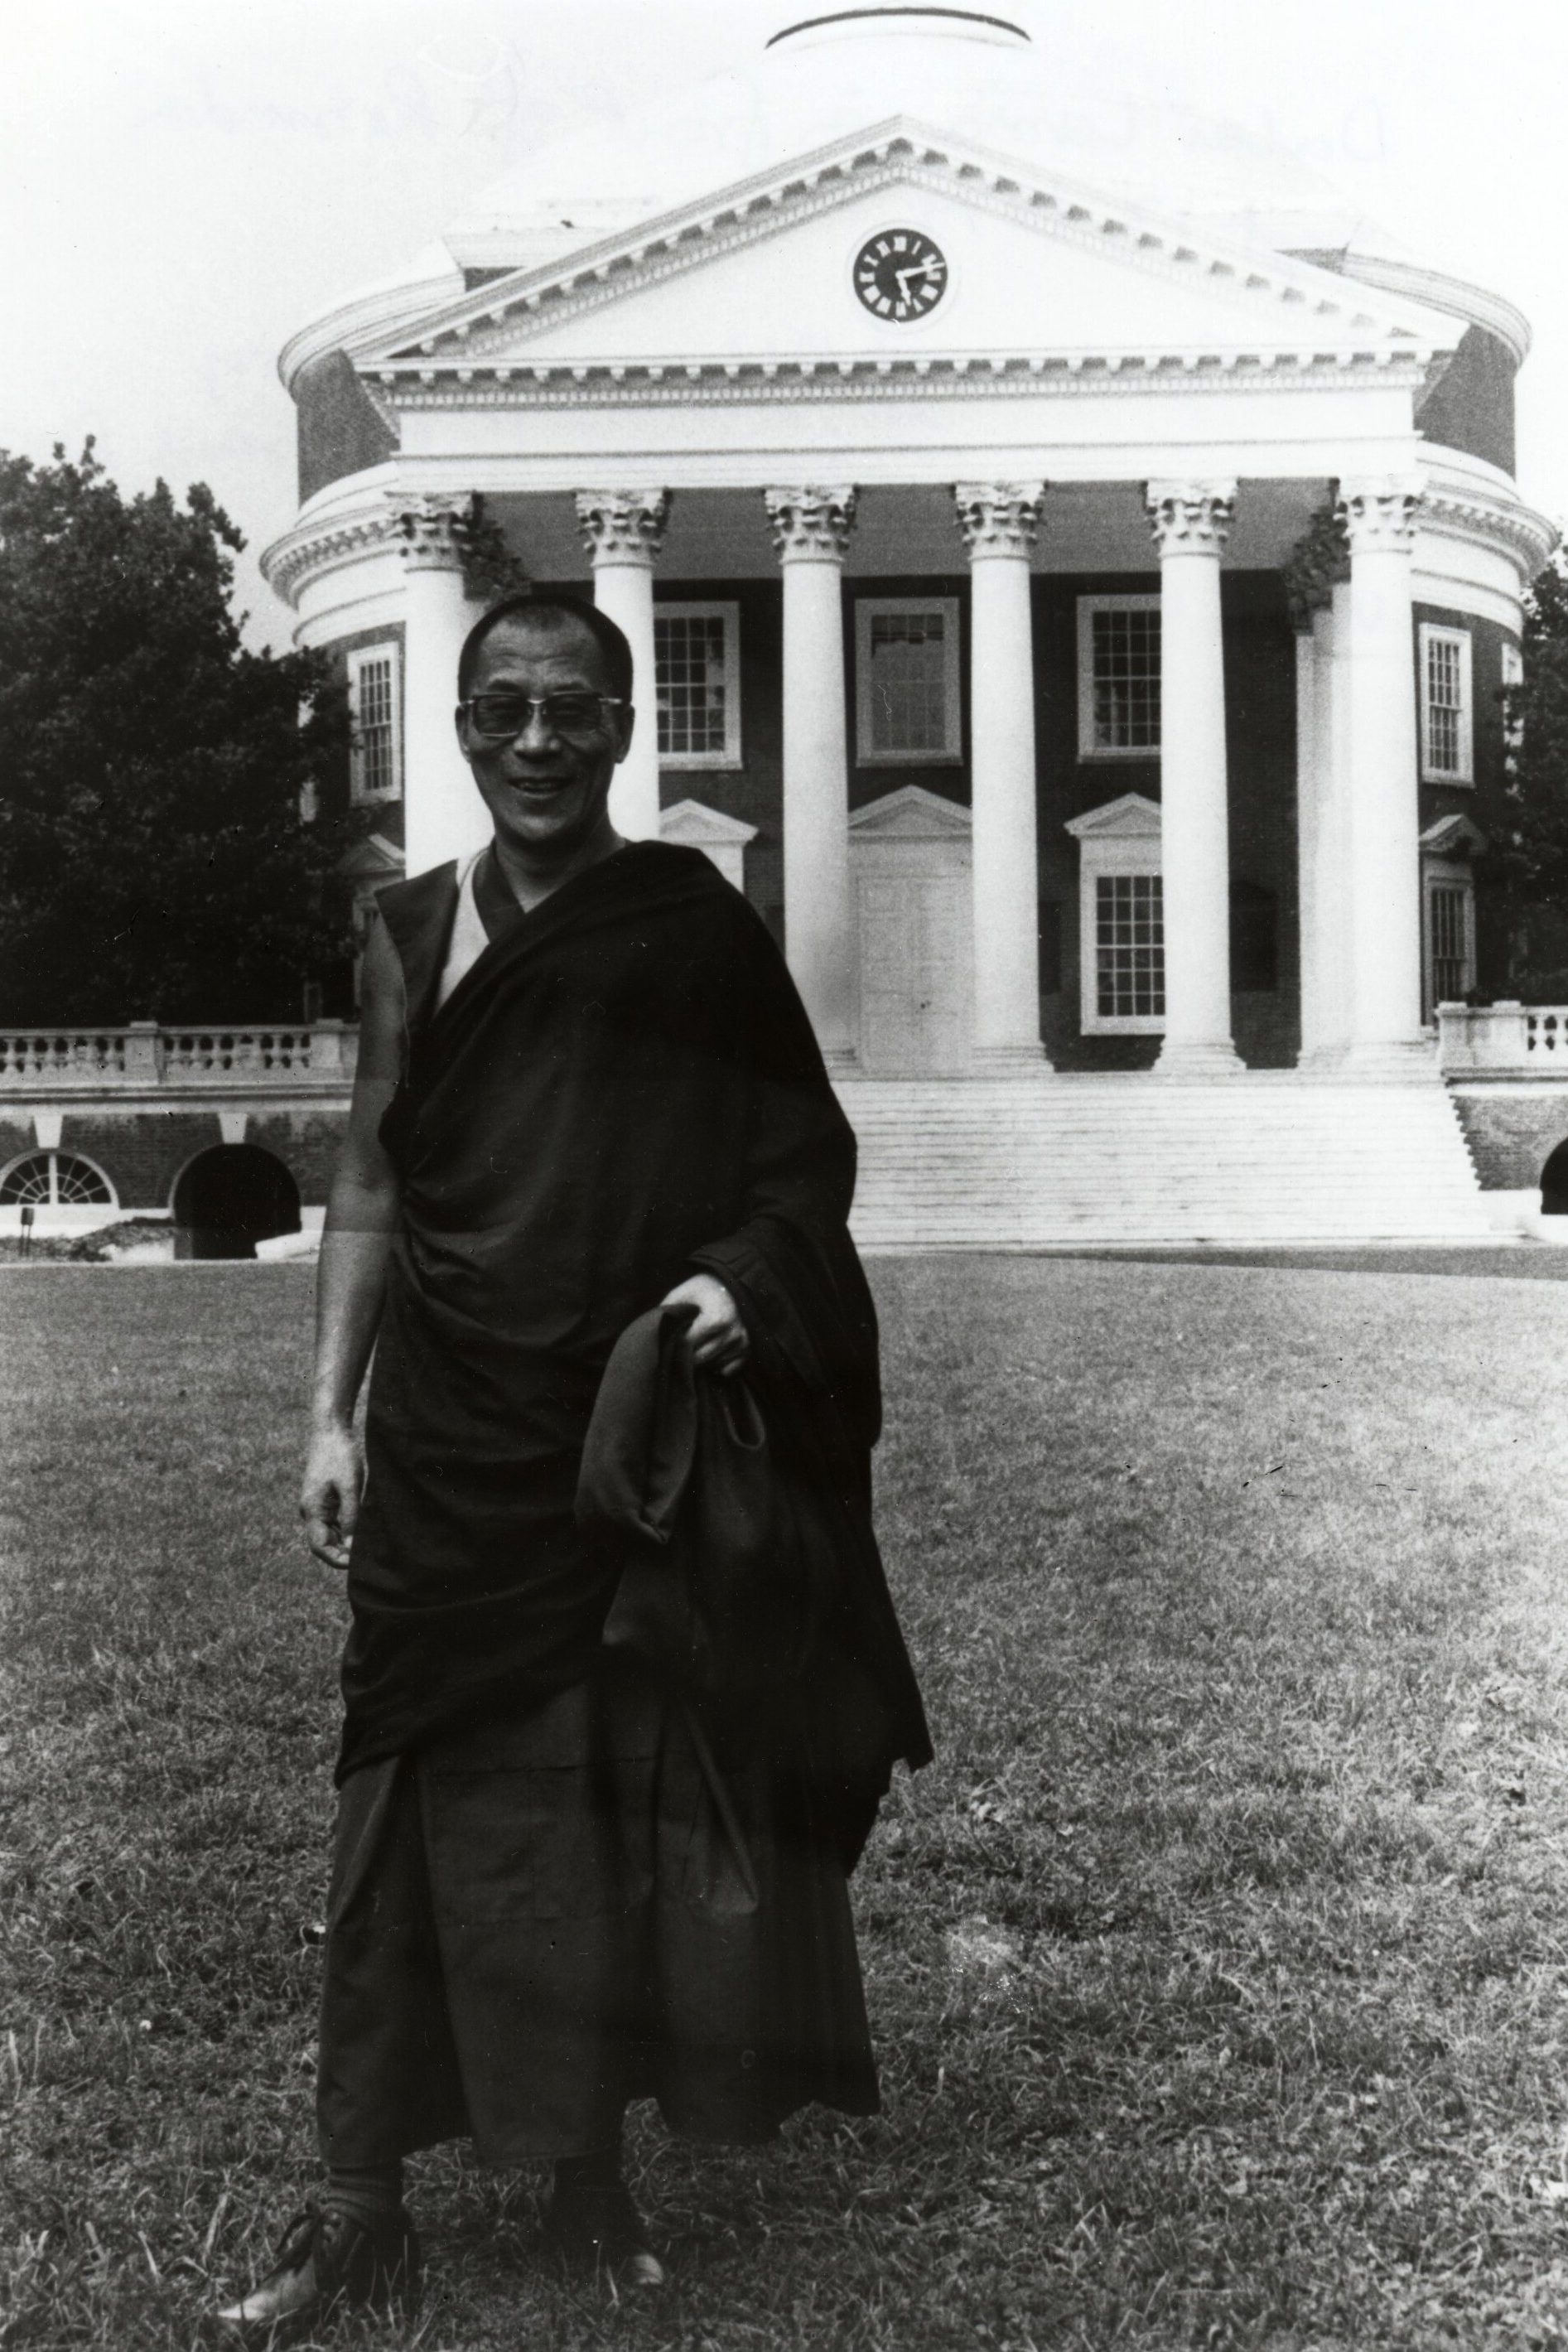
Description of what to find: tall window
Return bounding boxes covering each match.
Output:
[1429,887,1469,1005]
[348,643,402,802]
[654,602,741,766]
[1065,793,1165,1035]
[1422,863,1476,1017]
[1096,874,1165,1021]
[1419,624,1473,784]
[1502,640,1525,762]
[1078,595,1161,759]
[856,597,962,764]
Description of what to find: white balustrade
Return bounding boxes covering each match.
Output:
[0,1022,356,1091]
[1435,1002,1568,1073]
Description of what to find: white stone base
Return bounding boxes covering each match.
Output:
[972,1044,1054,1076]
[1336,1038,1441,1083]
[1152,1040,1245,1079]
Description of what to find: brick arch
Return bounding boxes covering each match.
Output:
[171,1144,302,1261]
[1540,1139,1568,1217]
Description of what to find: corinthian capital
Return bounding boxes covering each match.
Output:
[953,481,1045,559]
[1146,481,1238,556]
[1335,477,1425,553]
[396,493,474,572]
[574,488,671,567]
[763,485,857,563]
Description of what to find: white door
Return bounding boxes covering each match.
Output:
[856,871,972,1074]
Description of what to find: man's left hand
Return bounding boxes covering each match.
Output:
[660,1273,749,1378]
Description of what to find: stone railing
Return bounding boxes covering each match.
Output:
[0,1021,359,1092]
[1437,1002,1568,1075]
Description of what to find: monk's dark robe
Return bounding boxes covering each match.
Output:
[317,841,930,2161]
[345,841,926,1799]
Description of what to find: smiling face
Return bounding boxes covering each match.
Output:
[454,611,634,872]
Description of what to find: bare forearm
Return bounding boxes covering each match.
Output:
[311,1176,398,1429]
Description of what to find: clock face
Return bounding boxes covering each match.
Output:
[853,229,948,323]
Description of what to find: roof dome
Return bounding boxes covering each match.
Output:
[440,0,1395,273]
[283,0,1527,386]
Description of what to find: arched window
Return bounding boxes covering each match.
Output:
[0,1152,116,1209]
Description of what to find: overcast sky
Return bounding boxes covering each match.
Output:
[2,0,1563,648]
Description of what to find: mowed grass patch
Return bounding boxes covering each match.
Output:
[4,1258,1568,2348]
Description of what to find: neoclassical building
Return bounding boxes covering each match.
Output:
[247,0,1561,1244]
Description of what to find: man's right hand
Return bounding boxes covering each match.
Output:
[301,1422,365,1570]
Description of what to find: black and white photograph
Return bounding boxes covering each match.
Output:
[4,1,1568,2344]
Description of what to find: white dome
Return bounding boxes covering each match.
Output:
[284,0,1526,381]
[441,0,1397,272]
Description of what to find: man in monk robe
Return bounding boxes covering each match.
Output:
[219,588,929,2340]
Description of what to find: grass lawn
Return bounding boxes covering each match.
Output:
[5,1256,1568,2350]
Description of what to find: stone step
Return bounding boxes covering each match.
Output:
[833,1076,1491,1248]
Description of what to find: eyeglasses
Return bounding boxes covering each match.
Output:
[460,692,625,742]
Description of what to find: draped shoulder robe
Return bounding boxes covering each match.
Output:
[343,841,929,1838]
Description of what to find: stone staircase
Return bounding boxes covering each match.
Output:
[835,1075,1494,1251]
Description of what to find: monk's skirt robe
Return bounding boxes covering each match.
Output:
[320,843,930,2159]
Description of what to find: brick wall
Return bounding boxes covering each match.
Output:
[2,1110,352,1215]
[1449,1085,1568,1190]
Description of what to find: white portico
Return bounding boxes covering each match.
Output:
[260,0,1556,1241]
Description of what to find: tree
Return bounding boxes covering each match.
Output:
[0,441,355,1026]
[1483,545,1568,995]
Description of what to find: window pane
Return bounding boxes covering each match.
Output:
[1425,635,1464,775]
[0,1152,54,1205]
[655,613,730,756]
[355,657,397,796]
[1092,608,1161,750]
[867,609,948,754]
[1096,874,1165,1018]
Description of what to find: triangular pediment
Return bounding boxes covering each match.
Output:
[660,798,759,849]
[340,830,404,879]
[851,785,972,839]
[359,118,1459,389]
[1065,793,1162,842]
[1420,813,1488,858]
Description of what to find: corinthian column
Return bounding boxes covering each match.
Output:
[576,489,670,842]
[398,495,488,876]
[765,486,857,1066]
[1337,477,1430,1075]
[955,482,1049,1070]
[1145,481,1242,1075]
[1283,510,1350,1068]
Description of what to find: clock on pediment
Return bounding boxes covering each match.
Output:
[853,229,948,323]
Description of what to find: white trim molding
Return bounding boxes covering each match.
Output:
[359,118,1461,384]
[659,796,758,891]
[260,489,403,608]
[1418,621,1474,785]
[1065,792,1165,1035]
